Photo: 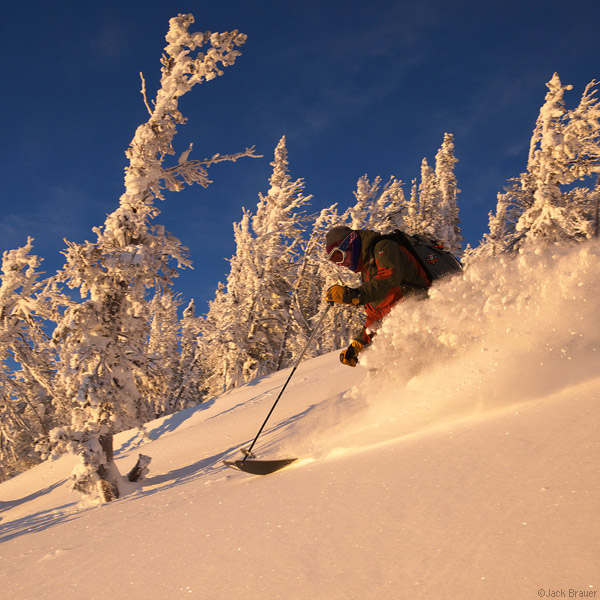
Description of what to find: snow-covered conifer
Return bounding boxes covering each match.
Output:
[246,136,311,376]
[561,79,600,181]
[139,289,183,418]
[516,74,599,244]
[346,175,382,229]
[0,240,57,481]
[171,299,205,410]
[477,75,599,255]
[201,211,257,395]
[417,158,439,237]
[343,175,407,233]
[404,179,420,234]
[202,137,312,390]
[434,133,463,253]
[515,74,575,243]
[377,177,407,232]
[395,135,465,250]
[48,14,256,502]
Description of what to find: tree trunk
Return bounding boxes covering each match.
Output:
[97,434,120,502]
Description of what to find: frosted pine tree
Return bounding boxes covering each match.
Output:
[561,80,600,237]
[473,76,599,258]
[140,289,182,418]
[341,136,461,247]
[171,299,205,411]
[417,158,439,237]
[377,177,407,232]
[48,14,256,502]
[342,175,407,233]
[0,241,57,481]
[434,133,463,253]
[516,73,598,244]
[402,137,465,250]
[202,137,312,389]
[562,79,600,180]
[345,175,382,229]
[198,284,228,397]
[144,290,204,415]
[201,211,258,395]
[247,136,311,376]
[479,183,521,255]
[404,179,421,234]
[592,175,600,237]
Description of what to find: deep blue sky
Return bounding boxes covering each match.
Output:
[1,0,599,312]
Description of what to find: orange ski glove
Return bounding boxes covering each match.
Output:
[339,340,364,367]
[325,285,361,305]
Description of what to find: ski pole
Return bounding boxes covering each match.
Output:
[241,303,332,461]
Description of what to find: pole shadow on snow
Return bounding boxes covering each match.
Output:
[204,384,285,423]
[116,381,287,457]
[116,398,218,455]
[145,398,218,441]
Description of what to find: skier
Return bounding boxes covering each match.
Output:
[325,225,431,366]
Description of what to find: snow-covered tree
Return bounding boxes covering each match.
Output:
[562,79,600,181]
[378,177,408,233]
[434,133,463,253]
[202,137,312,391]
[345,175,383,229]
[474,180,523,256]
[479,74,600,255]
[343,175,407,233]
[171,299,205,410]
[141,291,205,416]
[370,134,464,251]
[417,158,439,236]
[138,289,182,419]
[0,241,57,481]
[201,211,257,396]
[404,179,421,234]
[250,136,312,373]
[515,73,580,243]
[48,14,256,502]
[591,175,600,237]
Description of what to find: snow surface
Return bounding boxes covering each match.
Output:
[1,241,599,600]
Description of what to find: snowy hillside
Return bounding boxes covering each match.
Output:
[1,240,598,600]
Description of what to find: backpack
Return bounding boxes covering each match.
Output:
[381,229,462,283]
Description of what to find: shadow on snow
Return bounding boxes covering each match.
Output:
[0,500,81,544]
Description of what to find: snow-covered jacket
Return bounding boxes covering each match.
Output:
[353,229,431,345]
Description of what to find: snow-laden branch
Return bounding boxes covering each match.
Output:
[122,13,259,205]
[162,146,260,191]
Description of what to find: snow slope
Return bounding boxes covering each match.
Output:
[1,241,599,600]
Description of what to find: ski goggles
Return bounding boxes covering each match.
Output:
[326,231,358,264]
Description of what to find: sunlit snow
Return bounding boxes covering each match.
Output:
[1,240,598,600]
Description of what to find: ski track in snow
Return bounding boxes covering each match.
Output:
[0,241,599,600]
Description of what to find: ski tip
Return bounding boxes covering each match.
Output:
[223,457,297,476]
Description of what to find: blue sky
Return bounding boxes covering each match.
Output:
[1,0,599,312]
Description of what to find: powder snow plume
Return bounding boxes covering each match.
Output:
[355,239,599,437]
